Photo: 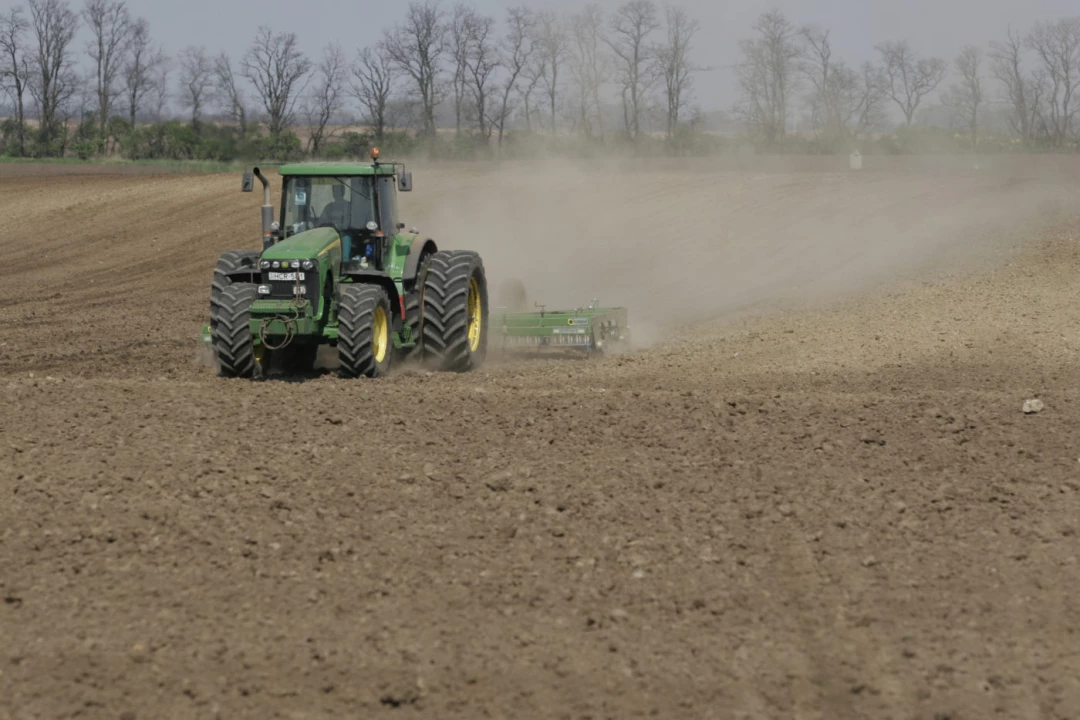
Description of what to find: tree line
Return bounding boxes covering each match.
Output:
[0,0,705,160]
[0,0,1077,162]
[735,10,1079,153]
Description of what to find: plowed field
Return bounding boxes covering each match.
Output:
[1,158,1078,720]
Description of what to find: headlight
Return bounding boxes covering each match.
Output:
[366,221,378,232]
[302,260,314,270]
[260,260,270,270]
[280,261,291,269]
[258,285,271,295]
[271,261,280,269]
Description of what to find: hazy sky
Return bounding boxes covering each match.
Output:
[119,0,1075,110]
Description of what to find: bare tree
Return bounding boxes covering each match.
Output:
[242,26,312,143]
[851,61,887,139]
[518,26,547,133]
[213,52,246,137]
[386,0,446,137]
[990,26,1033,142]
[351,44,397,143]
[178,45,212,127]
[607,0,660,140]
[656,5,700,142]
[27,0,80,150]
[535,9,568,135]
[734,10,801,145]
[800,29,885,148]
[1026,17,1080,147]
[122,17,163,128]
[944,45,984,150]
[464,10,499,138]
[799,26,841,142]
[568,4,609,139]
[303,42,345,156]
[83,0,129,143]
[150,59,168,121]
[493,6,536,146]
[876,40,946,126]
[0,7,32,155]
[448,3,472,135]
[446,4,498,137]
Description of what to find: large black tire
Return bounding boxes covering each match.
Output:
[210,250,260,324]
[212,284,260,378]
[399,289,423,363]
[397,245,436,364]
[338,285,393,378]
[421,251,489,372]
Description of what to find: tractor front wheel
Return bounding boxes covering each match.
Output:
[421,250,488,372]
[213,283,263,378]
[211,251,260,326]
[338,285,393,378]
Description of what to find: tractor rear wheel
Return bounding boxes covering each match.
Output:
[338,284,393,378]
[213,283,263,378]
[398,289,423,363]
[421,251,488,372]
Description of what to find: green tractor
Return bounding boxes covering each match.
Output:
[201,151,489,378]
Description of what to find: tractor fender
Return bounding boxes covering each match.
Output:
[217,250,261,284]
[403,239,438,282]
[340,272,404,322]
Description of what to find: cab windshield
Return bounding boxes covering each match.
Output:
[282,176,376,237]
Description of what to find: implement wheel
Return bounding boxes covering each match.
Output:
[421,250,488,372]
[213,284,264,378]
[338,284,393,378]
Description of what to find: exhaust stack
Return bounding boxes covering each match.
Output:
[252,167,274,250]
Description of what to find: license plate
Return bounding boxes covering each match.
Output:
[268,271,305,281]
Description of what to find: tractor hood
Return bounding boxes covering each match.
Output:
[261,227,341,262]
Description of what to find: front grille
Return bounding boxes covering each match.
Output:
[263,270,320,313]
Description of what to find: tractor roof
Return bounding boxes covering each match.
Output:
[278,162,397,177]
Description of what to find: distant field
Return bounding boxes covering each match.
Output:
[0,157,256,176]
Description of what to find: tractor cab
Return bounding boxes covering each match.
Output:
[274,157,412,273]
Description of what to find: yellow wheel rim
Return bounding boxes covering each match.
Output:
[373,305,389,363]
[467,277,482,352]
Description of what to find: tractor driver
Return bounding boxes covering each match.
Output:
[317,183,351,227]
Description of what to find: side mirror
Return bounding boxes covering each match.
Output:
[398,171,413,192]
[241,171,254,192]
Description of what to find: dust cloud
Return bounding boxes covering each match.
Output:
[406,156,1078,344]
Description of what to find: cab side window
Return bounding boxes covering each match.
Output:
[349,178,377,229]
[378,177,397,231]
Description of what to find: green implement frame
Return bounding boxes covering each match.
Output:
[492,301,630,357]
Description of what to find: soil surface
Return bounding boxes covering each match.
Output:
[1,161,1078,720]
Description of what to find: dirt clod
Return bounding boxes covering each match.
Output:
[1022,398,1045,414]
